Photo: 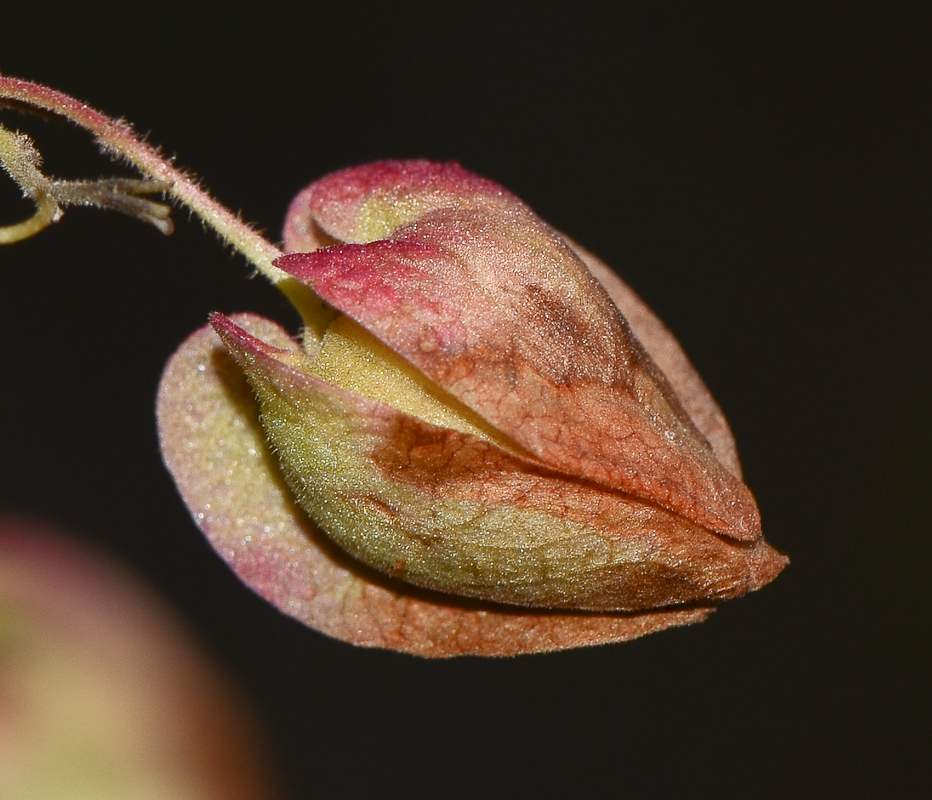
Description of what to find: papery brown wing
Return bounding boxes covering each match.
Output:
[209,314,783,612]
[566,239,742,478]
[283,160,511,248]
[276,162,759,541]
[284,171,742,480]
[157,314,715,656]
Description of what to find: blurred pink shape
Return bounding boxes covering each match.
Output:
[0,515,282,800]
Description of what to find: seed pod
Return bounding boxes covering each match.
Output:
[159,161,787,656]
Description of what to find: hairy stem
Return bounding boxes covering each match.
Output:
[0,75,329,325]
[0,76,282,276]
[0,125,174,241]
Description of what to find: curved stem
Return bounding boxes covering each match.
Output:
[0,191,58,244]
[0,76,287,282]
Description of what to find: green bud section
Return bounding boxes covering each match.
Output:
[214,315,786,611]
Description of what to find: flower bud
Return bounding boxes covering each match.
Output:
[159,160,786,655]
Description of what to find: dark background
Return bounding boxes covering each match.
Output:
[2,2,928,797]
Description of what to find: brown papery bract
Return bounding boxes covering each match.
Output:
[158,314,715,656]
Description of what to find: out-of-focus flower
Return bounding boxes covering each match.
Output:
[0,516,282,800]
[157,161,786,656]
